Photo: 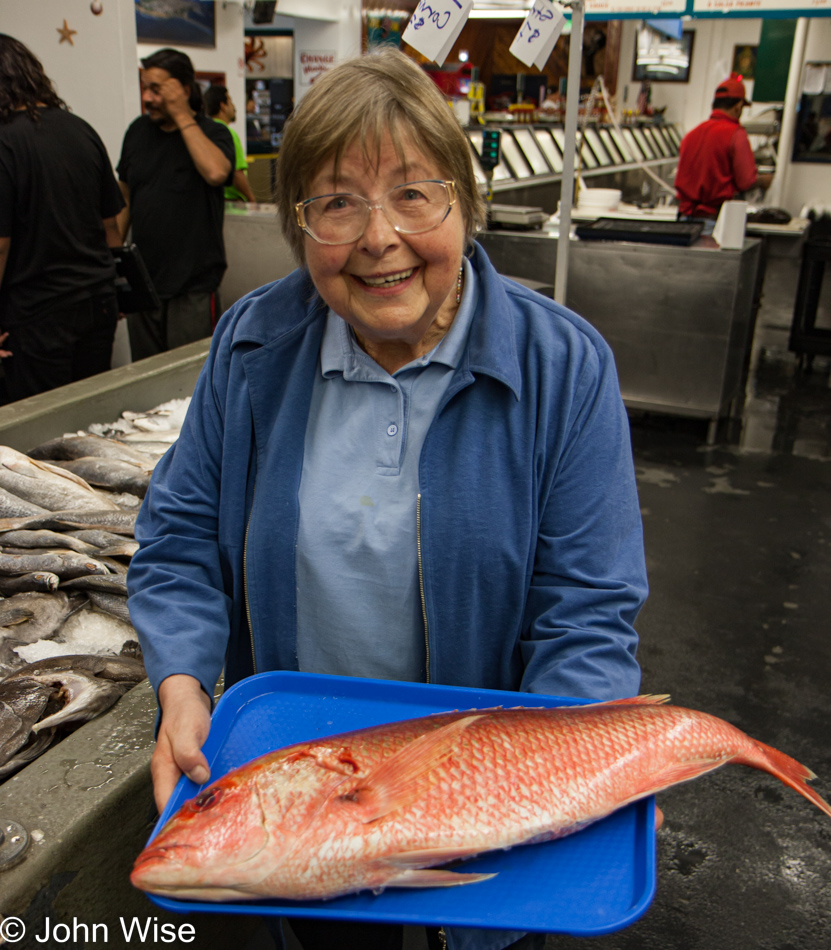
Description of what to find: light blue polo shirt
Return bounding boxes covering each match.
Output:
[296,258,478,682]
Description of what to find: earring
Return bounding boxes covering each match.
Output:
[455,264,464,305]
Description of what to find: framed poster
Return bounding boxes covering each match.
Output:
[135,1,216,49]
[632,25,695,83]
[732,45,757,80]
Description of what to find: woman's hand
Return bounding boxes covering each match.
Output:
[152,674,212,813]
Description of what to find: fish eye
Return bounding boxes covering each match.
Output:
[191,788,222,811]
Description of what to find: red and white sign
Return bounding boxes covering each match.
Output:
[299,51,336,88]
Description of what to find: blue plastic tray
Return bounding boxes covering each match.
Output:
[145,672,657,935]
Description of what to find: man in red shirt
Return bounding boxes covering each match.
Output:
[675,75,773,218]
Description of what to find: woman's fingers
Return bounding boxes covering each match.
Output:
[152,674,213,812]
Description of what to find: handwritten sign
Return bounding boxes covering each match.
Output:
[509,0,566,71]
[299,51,336,88]
[402,0,473,67]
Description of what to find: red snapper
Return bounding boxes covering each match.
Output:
[131,696,831,902]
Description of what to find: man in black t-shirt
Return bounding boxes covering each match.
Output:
[0,34,125,403]
[117,48,234,360]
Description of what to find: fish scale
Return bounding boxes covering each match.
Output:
[131,698,831,903]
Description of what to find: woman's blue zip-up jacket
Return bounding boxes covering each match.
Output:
[128,241,646,714]
[127,243,647,950]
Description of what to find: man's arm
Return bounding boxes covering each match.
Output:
[160,78,231,187]
[179,119,232,187]
[116,181,130,242]
[232,169,256,203]
[103,216,122,249]
[0,235,9,290]
[0,237,12,357]
[731,128,763,193]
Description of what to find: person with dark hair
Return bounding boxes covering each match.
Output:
[675,74,774,219]
[0,33,124,402]
[116,48,235,360]
[203,84,256,203]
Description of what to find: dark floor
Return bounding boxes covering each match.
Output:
[238,252,831,950]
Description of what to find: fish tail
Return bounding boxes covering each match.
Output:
[742,739,831,819]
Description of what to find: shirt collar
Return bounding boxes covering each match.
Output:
[319,257,479,380]
[709,110,740,125]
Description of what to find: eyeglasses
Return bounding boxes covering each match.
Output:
[295,180,456,246]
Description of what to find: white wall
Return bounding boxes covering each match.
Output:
[293,11,362,103]
[617,16,831,215]
[618,18,764,137]
[0,0,138,167]
[243,2,362,104]
[137,1,247,150]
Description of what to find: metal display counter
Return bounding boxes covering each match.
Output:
[466,122,680,214]
[220,203,296,310]
[220,206,760,438]
[478,230,761,439]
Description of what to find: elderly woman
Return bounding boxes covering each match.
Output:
[127,49,647,950]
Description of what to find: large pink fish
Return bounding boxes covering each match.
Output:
[131,696,831,902]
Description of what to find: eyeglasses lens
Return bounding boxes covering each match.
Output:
[302,181,451,245]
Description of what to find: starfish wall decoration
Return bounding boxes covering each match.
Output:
[57,20,77,45]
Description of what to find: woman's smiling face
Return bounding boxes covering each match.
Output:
[302,132,466,368]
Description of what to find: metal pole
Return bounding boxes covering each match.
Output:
[767,17,809,210]
[555,0,585,306]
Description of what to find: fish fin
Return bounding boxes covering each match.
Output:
[338,714,482,824]
[559,695,672,711]
[382,868,497,889]
[26,457,98,491]
[642,758,730,792]
[386,845,492,868]
[592,694,672,707]
[740,739,831,819]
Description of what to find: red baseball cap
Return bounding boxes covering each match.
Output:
[715,74,750,105]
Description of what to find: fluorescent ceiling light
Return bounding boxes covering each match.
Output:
[471,0,531,16]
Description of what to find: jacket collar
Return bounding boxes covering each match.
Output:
[232,241,521,399]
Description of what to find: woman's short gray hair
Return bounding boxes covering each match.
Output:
[275,48,486,264]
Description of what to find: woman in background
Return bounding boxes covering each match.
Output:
[0,34,123,402]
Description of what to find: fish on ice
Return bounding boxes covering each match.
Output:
[0,509,138,535]
[0,446,118,512]
[0,591,82,645]
[51,457,152,498]
[0,653,146,778]
[131,697,831,903]
[27,433,155,467]
[0,550,110,580]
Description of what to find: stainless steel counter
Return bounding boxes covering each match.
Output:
[219,206,761,436]
[478,230,762,435]
[220,203,296,310]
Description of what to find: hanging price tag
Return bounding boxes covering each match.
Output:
[402,0,474,67]
[509,0,566,71]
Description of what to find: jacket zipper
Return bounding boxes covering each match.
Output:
[416,492,430,683]
[243,482,257,674]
